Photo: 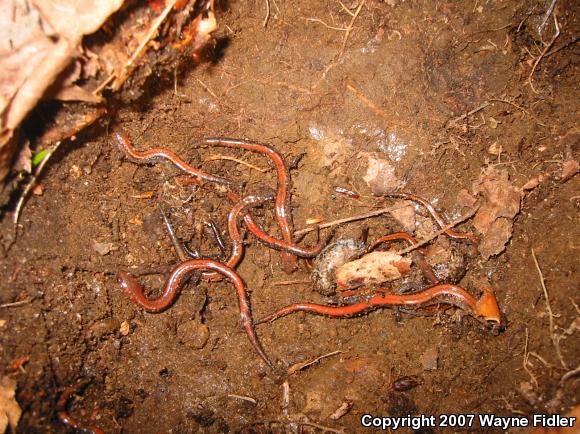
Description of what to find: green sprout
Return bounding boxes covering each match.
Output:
[32,149,49,167]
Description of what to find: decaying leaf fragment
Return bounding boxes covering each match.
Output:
[335,251,412,291]
[360,152,405,195]
[0,376,21,433]
[0,0,124,181]
[472,167,522,259]
[560,159,579,183]
[389,200,416,233]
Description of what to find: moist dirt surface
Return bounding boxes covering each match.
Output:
[1,1,579,433]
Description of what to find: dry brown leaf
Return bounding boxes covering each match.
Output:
[360,152,404,195]
[560,159,579,183]
[477,218,513,259]
[472,168,521,259]
[335,251,411,291]
[456,188,477,208]
[12,139,32,174]
[521,170,551,191]
[0,0,123,181]
[31,0,125,41]
[0,2,53,116]
[389,200,416,233]
[343,357,382,382]
[0,376,21,433]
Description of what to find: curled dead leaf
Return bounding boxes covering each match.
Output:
[335,251,411,291]
[560,159,579,183]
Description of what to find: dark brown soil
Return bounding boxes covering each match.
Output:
[1,1,578,433]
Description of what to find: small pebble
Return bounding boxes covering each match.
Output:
[119,320,130,336]
[90,318,120,339]
[177,320,210,349]
[419,346,438,371]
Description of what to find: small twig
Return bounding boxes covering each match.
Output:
[488,98,529,115]
[293,204,407,236]
[338,0,356,17]
[288,350,344,375]
[263,0,270,27]
[296,421,346,434]
[204,155,268,173]
[259,79,312,94]
[281,380,290,416]
[529,351,552,368]
[531,248,567,369]
[96,0,178,92]
[228,394,257,404]
[560,365,580,383]
[528,16,560,93]
[196,78,219,100]
[396,205,480,255]
[517,6,536,33]
[272,279,312,286]
[544,36,580,58]
[0,299,33,309]
[448,102,491,127]
[488,97,548,127]
[571,299,580,315]
[120,0,178,84]
[329,401,353,421]
[13,140,63,225]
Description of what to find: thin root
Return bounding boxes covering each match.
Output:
[523,327,539,388]
[293,204,407,237]
[287,350,344,375]
[13,141,63,225]
[531,248,567,368]
[339,1,366,58]
[528,16,560,93]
